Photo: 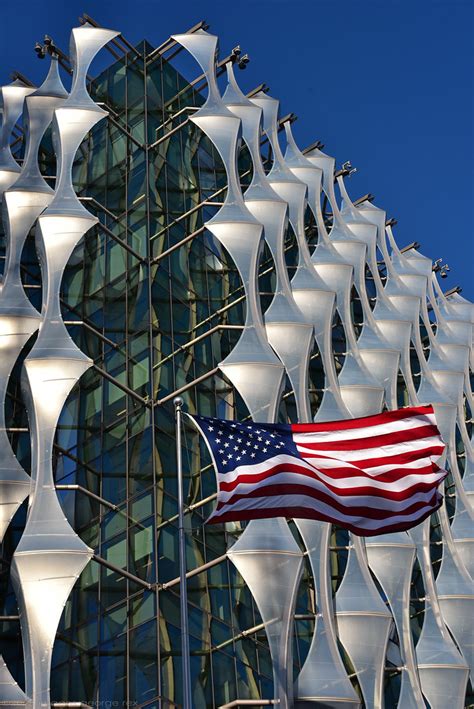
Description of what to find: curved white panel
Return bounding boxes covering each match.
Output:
[174,33,304,708]
[227,519,304,709]
[282,138,393,706]
[282,123,350,422]
[366,533,425,708]
[238,88,316,423]
[176,41,285,422]
[335,535,392,708]
[0,58,68,541]
[0,311,37,541]
[0,654,27,706]
[0,81,35,194]
[295,520,360,707]
[409,520,469,709]
[226,71,316,423]
[436,503,474,680]
[336,177,400,409]
[10,24,118,709]
[302,146,385,418]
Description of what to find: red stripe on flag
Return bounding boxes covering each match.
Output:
[290,405,434,433]
[208,499,442,536]
[219,462,445,497]
[293,424,440,451]
[301,463,441,484]
[298,446,445,469]
[216,482,440,517]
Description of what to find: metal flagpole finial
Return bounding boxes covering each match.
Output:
[173,396,184,410]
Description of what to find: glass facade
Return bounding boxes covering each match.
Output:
[0,27,472,709]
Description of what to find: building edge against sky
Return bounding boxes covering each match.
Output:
[0,16,472,709]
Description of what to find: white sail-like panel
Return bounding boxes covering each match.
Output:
[173,31,303,708]
[10,25,119,709]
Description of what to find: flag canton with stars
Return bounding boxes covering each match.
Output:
[193,416,298,471]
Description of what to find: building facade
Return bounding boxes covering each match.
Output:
[0,20,472,709]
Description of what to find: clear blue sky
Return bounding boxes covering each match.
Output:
[1,0,472,299]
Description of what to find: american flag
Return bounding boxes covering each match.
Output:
[190,405,448,536]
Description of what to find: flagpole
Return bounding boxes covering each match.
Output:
[173,396,192,709]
